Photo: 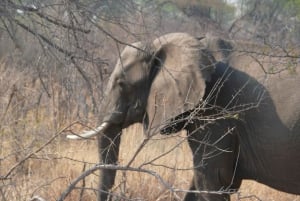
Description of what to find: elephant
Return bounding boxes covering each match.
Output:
[67,32,300,201]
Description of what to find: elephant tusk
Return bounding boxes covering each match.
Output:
[66,122,109,140]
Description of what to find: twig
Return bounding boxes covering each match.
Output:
[13,18,73,57]
[58,164,173,201]
[79,163,86,201]
[0,121,79,180]
[58,163,236,201]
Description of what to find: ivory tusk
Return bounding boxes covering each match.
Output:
[67,122,109,140]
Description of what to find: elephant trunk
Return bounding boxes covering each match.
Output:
[67,121,122,201]
[97,123,122,201]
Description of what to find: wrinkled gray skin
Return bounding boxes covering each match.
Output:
[68,33,300,201]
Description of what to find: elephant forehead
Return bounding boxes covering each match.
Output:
[112,59,147,82]
[121,42,150,61]
[121,46,139,62]
[110,43,150,80]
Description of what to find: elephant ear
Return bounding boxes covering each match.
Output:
[145,33,215,135]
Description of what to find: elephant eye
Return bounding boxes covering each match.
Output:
[117,79,129,91]
[117,80,125,88]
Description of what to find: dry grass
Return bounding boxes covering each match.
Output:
[1,116,299,201]
[0,61,299,201]
[116,125,193,200]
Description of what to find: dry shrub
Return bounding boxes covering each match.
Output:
[0,59,98,201]
[116,124,193,200]
[2,126,299,201]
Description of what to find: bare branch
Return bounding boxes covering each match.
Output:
[0,122,79,180]
[58,163,235,201]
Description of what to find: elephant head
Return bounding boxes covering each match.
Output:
[67,33,216,200]
[68,33,216,138]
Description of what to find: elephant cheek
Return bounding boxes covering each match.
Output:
[102,111,125,125]
[123,106,144,127]
[101,98,128,125]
